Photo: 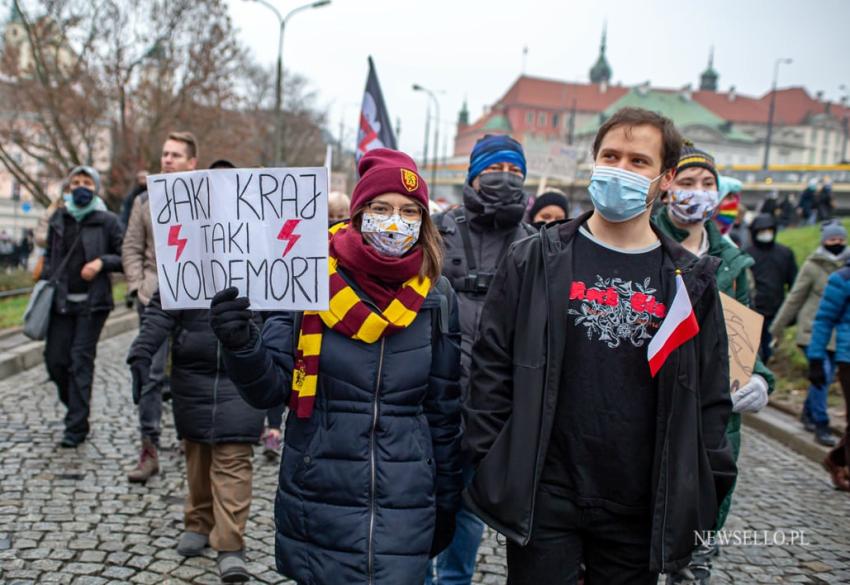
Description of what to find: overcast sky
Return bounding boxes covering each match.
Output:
[227,0,850,162]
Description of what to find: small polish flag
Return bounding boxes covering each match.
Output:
[647,272,700,377]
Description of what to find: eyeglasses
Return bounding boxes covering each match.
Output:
[364,201,423,221]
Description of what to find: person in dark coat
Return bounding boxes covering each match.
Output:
[817,178,834,221]
[798,179,818,225]
[211,149,463,585]
[119,170,148,229]
[759,192,779,217]
[43,166,124,448]
[127,290,264,582]
[528,189,569,227]
[429,134,535,585]
[464,108,736,583]
[779,193,796,228]
[746,213,798,362]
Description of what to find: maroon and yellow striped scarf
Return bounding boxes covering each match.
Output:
[289,232,431,418]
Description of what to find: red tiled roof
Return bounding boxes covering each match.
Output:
[694,86,849,126]
[692,90,768,124]
[496,75,628,112]
[762,87,841,125]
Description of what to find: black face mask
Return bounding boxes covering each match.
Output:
[825,243,846,256]
[463,172,527,228]
[71,187,94,207]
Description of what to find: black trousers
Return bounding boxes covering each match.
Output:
[507,487,658,585]
[44,306,109,442]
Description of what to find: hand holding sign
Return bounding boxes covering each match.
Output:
[719,293,764,394]
[147,167,329,310]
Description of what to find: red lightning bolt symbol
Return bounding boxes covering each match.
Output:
[168,225,188,261]
[277,219,302,257]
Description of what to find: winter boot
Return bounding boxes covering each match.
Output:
[127,437,160,483]
[815,425,838,447]
[822,456,850,491]
[218,550,250,582]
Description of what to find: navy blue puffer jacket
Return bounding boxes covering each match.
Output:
[127,290,265,443]
[223,277,463,585]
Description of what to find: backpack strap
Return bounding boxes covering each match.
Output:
[432,277,451,336]
[452,213,531,296]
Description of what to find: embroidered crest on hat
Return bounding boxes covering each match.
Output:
[401,168,418,192]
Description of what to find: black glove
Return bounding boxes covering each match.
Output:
[130,359,151,405]
[210,287,255,351]
[808,359,826,387]
[125,289,138,309]
[429,509,457,559]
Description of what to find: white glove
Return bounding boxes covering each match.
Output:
[732,374,769,413]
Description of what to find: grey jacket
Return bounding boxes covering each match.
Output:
[770,247,850,350]
[121,192,158,305]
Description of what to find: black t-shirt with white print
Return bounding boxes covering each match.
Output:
[541,225,665,515]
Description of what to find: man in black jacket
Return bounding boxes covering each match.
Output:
[464,107,736,584]
[746,213,798,362]
[427,134,534,585]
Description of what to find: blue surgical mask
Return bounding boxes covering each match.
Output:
[588,166,663,223]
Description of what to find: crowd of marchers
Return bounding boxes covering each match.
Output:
[30,107,850,585]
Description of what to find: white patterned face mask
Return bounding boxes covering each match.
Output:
[668,189,720,224]
[360,213,422,257]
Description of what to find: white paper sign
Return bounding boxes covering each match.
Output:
[147,167,329,311]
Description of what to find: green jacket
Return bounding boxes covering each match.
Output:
[654,209,774,395]
[654,210,776,529]
[770,247,849,351]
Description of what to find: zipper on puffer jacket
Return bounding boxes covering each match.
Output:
[660,403,672,567]
[368,338,386,585]
[211,342,221,442]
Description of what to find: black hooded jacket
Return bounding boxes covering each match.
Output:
[746,214,798,318]
[463,211,736,573]
[43,208,124,313]
[127,291,265,444]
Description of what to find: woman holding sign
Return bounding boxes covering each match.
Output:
[211,149,463,585]
[653,143,775,585]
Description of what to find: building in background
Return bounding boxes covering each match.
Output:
[454,34,850,169]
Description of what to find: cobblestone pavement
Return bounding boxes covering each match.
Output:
[1,330,849,584]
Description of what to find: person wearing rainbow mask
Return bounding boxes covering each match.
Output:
[654,143,775,584]
[713,176,742,235]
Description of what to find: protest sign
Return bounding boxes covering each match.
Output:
[719,293,764,393]
[146,167,329,311]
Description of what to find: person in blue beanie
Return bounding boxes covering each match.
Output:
[427,134,536,585]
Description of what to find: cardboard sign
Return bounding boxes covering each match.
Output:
[719,293,764,393]
[147,167,329,311]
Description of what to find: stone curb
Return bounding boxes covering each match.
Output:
[743,406,831,465]
[0,311,138,381]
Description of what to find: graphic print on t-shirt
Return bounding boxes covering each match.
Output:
[568,275,667,349]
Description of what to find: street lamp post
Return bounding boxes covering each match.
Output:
[421,102,431,178]
[762,57,793,170]
[413,84,440,196]
[839,85,849,164]
[245,0,331,166]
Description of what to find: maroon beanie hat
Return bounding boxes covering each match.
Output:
[350,148,429,213]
